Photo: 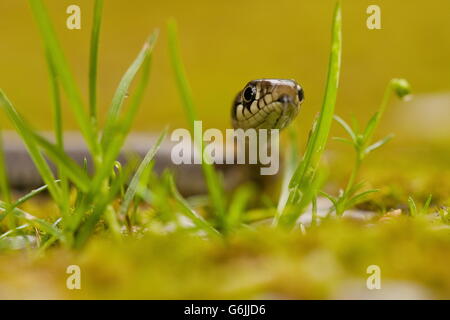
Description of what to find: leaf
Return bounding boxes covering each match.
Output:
[0,91,62,204]
[408,196,418,217]
[0,183,52,222]
[362,112,379,145]
[365,134,394,154]
[119,128,167,216]
[168,175,220,238]
[334,115,356,141]
[0,202,61,238]
[332,136,354,146]
[90,32,157,198]
[226,185,254,231]
[89,0,104,123]
[346,189,379,208]
[363,78,411,148]
[319,191,338,208]
[0,224,29,241]
[276,125,300,215]
[347,180,366,198]
[288,2,341,192]
[0,131,11,204]
[279,167,328,228]
[168,19,226,222]
[32,133,90,192]
[422,194,433,214]
[74,163,133,249]
[101,31,159,149]
[279,2,341,228]
[351,114,360,133]
[28,0,98,155]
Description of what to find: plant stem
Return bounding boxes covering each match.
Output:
[344,156,361,195]
[167,19,226,225]
[337,155,361,216]
[104,204,122,241]
[311,196,318,227]
[45,48,70,223]
[364,81,394,147]
[277,1,341,228]
[89,0,103,130]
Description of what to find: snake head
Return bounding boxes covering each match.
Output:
[231,79,304,130]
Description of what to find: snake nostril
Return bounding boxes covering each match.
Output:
[278,94,293,104]
[297,87,304,102]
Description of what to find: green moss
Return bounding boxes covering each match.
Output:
[1,217,450,299]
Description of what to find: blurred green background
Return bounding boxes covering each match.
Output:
[1,0,449,134]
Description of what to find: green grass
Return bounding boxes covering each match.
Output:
[275,2,342,228]
[89,0,104,127]
[325,79,412,216]
[0,0,449,300]
[29,0,98,157]
[0,0,163,248]
[167,19,227,228]
[0,0,445,264]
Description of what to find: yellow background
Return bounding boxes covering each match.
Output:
[0,0,449,136]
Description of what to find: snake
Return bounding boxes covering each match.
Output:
[4,79,304,190]
[231,79,304,131]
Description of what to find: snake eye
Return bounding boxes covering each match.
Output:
[297,87,304,102]
[243,86,256,103]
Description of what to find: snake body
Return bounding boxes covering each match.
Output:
[231,79,304,130]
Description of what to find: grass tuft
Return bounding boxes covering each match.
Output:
[0,1,163,248]
[167,19,227,227]
[276,2,342,228]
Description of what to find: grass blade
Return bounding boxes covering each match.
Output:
[281,167,328,227]
[0,183,51,222]
[91,34,157,195]
[334,115,356,141]
[101,31,159,149]
[289,2,341,190]
[74,164,132,249]
[45,44,70,217]
[276,125,300,218]
[119,127,168,216]
[0,131,11,205]
[28,0,98,156]
[0,91,62,205]
[0,224,29,241]
[332,136,354,146]
[423,194,433,214]
[226,185,253,232]
[408,196,418,217]
[0,130,14,228]
[89,0,104,125]
[346,189,379,208]
[365,134,394,154]
[69,38,156,236]
[278,2,342,227]
[168,175,220,238]
[44,50,64,150]
[32,133,90,192]
[167,19,226,222]
[0,202,61,239]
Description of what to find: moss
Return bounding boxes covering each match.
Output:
[1,216,450,299]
